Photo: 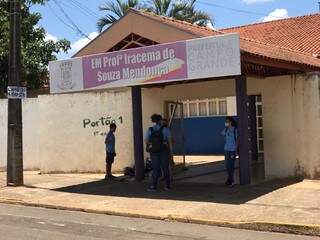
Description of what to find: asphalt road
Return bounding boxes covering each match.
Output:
[0,203,317,240]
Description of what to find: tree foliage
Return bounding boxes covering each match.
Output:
[97,0,213,32]
[0,0,70,95]
[97,0,140,32]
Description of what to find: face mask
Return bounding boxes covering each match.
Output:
[225,122,229,127]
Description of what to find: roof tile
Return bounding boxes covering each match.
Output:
[223,14,320,56]
[133,10,320,69]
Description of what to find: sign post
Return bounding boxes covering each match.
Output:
[7,0,23,186]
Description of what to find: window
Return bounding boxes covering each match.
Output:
[199,102,207,116]
[255,95,264,154]
[189,102,197,117]
[257,105,262,116]
[208,101,217,116]
[258,129,263,138]
[258,140,264,151]
[178,97,230,118]
[183,103,188,118]
[218,99,227,115]
[168,103,183,119]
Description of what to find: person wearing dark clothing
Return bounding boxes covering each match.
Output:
[145,114,172,191]
[161,118,175,178]
[105,123,117,180]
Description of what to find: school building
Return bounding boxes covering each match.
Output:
[1,10,320,183]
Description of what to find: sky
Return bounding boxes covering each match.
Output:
[31,0,320,59]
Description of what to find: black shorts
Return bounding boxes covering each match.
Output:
[106,152,116,164]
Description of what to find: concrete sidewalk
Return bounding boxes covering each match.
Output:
[0,171,319,236]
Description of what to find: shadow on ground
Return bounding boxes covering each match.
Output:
[53,161,301,205]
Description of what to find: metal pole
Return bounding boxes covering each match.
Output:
[7,0,23,186]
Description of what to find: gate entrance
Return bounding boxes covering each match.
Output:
[166,101,186,169]
[141,78,255,184]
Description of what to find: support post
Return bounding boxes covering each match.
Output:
[131,86,144,180]
[235,75,251,185]
[7,0,23,186]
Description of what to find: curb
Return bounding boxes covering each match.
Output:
[0,198,319,237]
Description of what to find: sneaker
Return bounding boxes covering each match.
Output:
[147,186,157,192]
[226,181,235,187]
[229,182,235,187]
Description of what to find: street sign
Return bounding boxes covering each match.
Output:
[7,86,27,99]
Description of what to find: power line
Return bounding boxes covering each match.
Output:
[70,0,102,19]
[57,0,100,21]
[52,0,91,40]
[47,2,79,33]
[197,0,268,17]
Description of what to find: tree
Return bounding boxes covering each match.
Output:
[165,0,213,27]
[148,0,212,26]
[97,0,213,32]
[0,0,70,96]
[97,0,141,32]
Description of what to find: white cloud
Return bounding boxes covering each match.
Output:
[206,22,215,30]
[55,32,100,60]
[70,32,99,54]
[44,33,58,42]
[261,9,289,22]
[243,0,274,4]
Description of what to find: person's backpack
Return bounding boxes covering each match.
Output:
[146,126,166,153]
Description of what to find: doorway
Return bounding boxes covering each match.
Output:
[165,97,237,180]
[141,80,265,184]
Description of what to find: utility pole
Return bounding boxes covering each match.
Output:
[7,0,23,186]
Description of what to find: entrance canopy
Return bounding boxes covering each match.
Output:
[49,34,240,94]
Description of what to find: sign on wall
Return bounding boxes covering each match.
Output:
[49,33,241,94]
[7,86,27,99]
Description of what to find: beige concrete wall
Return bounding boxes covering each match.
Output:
[1,73,319,178]
[262,73,320,179]
[262,75,296,178]
[37,89,134,173]
[0,98,40,171]
[22,98,40,170]
[0,100,7,170]
[293,73,320,178]
[226,96,237,116]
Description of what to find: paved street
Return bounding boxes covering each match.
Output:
[0,203,317,240]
